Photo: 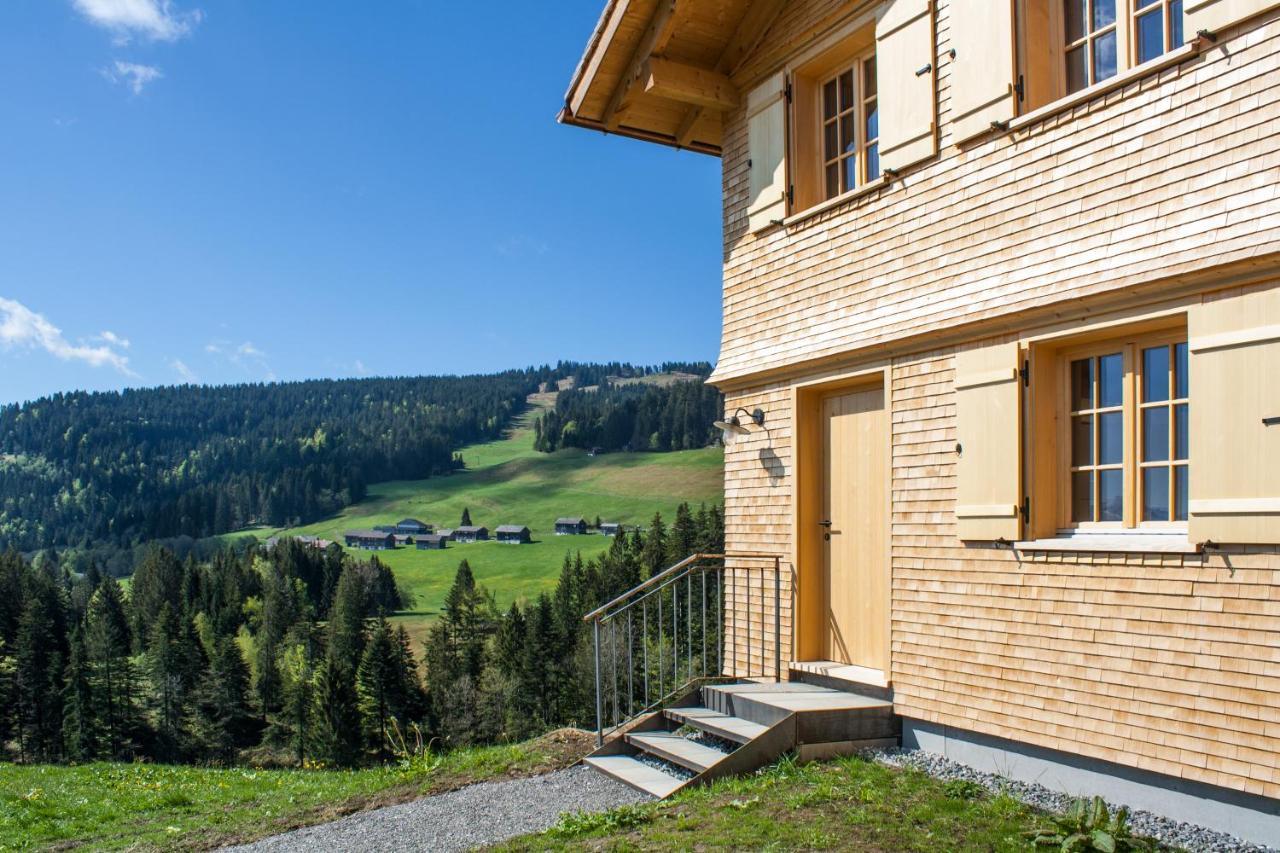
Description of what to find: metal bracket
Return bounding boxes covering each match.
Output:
[916,63,932,76]
[1264,416,1280,426]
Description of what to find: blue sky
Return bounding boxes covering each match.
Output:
[0,1,723,405]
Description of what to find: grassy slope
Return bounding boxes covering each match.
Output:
[501,754,1043,852]
[0,731,595,851]
[250,395,724,646]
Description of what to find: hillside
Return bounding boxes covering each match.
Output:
[255,393,724,644]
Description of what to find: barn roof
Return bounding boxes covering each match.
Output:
[496,525,530,534]
[556,517,586,525]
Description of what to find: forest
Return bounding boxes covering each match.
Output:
[0,503,723,767]
[533,379,723,454]
[0,362,714,565]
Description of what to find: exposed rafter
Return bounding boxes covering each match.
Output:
[642,57,740,111]
[674,0,787,147]
[601,0,683,130]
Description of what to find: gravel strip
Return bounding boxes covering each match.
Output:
[871,748,1276,853]
[222,764,650,853]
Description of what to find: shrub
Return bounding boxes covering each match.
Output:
[1024,796,1158,852]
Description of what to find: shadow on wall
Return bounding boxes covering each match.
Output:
[759,447,785,486]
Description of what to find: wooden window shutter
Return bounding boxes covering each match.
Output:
[948,0,1017,143]
[954,341,1023,540]
[1185,0,1280,40]
[746,72,787,233]
[876,0,938,171]
[1187,283,1280,544]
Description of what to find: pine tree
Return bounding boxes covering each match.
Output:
[129,547,184,653]
[460,506,472,527]
[310,653,362,767]
[62,625,95,760]
[356,617,398,757]
[14,578,65,761]
[197,637,252,764]
[85,576,134,759]
[327,567,368,670]
[280,622,319,765]
[641,512,668,577]
[670,502,698,563]
[146,604,187,758]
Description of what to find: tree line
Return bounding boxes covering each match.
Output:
[533,380,723,454]
[0,503,723,766]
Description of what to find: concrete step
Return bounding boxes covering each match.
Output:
[627,731,730,773]
[664,706,768,744]
[584,754,685,798]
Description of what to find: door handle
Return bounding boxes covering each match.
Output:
[818,519,832,527]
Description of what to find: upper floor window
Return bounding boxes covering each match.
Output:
[1064,0,1119,92]
[820,57,880,200]
[1133,0,1184,64]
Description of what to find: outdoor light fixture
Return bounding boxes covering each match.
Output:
[713,407,766,444]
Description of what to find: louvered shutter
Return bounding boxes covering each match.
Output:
[955,341,1023,540]
[746,72,787,233]
[1187,283,1280,544]
[948,0,1017,143]
[1185,0,1280,40]
[876,0,938,171]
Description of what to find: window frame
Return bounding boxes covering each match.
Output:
[816,54,880,202]
[1052,328,1189,534]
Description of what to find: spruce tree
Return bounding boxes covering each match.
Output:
[197,637,252,764]
[14,583,65,760]
[327,567,368,670]
[146,604,187,757]
[85,576,134,759]
[280,622,319,765]
[670,502,698,563]
[62,625,95,760]
[641,512,668,578]
[356,617,398,757]
[311,653,362,767]
[460,506,472,527]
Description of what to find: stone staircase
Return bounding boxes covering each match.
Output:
[584,673,899,798]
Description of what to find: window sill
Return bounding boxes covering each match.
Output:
[1013,533,1201,554]
[1007,41,1202,134]
[781,175,890,228]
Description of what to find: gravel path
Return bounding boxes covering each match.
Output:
[223,765,649,853]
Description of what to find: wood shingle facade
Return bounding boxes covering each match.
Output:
[563,0,1280,839]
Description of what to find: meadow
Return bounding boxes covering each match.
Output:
[252,397,724,646]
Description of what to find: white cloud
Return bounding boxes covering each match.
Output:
[236,341,264,358]
[353,359,368,376]
[0,296,137,376]
[205,338,275,381]
[102,61,163,95]
[73,0,202,43]
[94,330,131,349]
[170,359,197,382]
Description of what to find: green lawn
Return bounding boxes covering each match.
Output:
[243,398,724,646]
[500,754,1043,852]
[0,731,594,851]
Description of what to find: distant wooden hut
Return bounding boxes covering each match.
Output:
[415,534,447,550]
[599,522,622,536]
[343,530,395,550]
[555,517,588,535]
[454,525,489,543]
[495,525,531,544]
[396,518,432,535]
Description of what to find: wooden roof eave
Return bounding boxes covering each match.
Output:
[556,105,721,156]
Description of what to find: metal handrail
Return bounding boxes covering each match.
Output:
[586,552,785,744]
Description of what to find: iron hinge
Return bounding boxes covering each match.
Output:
[785,80,793,104]
[1020,497,1030,525]
[1020,359,1030,387]
[787,184,794,206]
[1015,74,1025,103]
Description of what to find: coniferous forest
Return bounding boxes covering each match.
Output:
[533,379,723,453]
[0,503,723,767]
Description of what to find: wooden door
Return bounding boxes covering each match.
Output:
[821,386,889,670]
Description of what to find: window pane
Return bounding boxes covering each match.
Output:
[1066,45,1088,93]
[1136,9,1165,62]
[1174,403,1188,460]
[824,121,838,161]
[863,57,877,98]
[1143,406,1169,461]
[839,70,854,111]
[1098,353,1123,407]
[1071,358,1094,411]
[1136,0,1158,7]
[1099,411,1123,464]
[1092,0,1116,29]
[842,156,857,192]
[1171,0,1183,46]
[1174,341,1188,398]
[1142,467,1170,521]
[826,163,839,198]
[1099,469,1123,521]
[1065,0,1086,42]
[866,143,880,182]
[1142,345,1169,402]
[1093,30,1118,82]
[1072,415,1094,465]
[1174,466,1188,521]
[840,114,856,154]
[823,80,837,119]
[1073,471,1094,522]
[865,101,879,142]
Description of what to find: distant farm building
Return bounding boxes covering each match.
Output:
[393,534,417,547]
[373,525,398,534]
[396,518,432,534]
[599,522,622,536]
[436,528,455,541]
[555,517,588,535]
[454,525,489,543]
[415,534,447,550]
[344,530,396,550]
[495,525,532,544]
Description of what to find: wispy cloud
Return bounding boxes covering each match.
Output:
[206,339,275,381]
[170,358,197,382]
[93,330,131,349]
[73,0,202,43]
[0,296,136,376]
[102,60,163,95]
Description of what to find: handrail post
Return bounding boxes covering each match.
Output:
[593,618,603,746]
[773,556,782,682]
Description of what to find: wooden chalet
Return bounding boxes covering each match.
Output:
[453,525,489,543]
[415,534,448,550]
[343,530,395,551]
[495,524,532,544]
[561,0,1280,843]
[555,516,589,535]
[599,522,622,536]
[396,518,432,534]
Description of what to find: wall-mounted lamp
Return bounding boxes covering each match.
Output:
[713,407,766,445]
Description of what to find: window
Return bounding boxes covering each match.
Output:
[819,57,879,200]
[1056,331,1189,531]
[1018,0,1185,109]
